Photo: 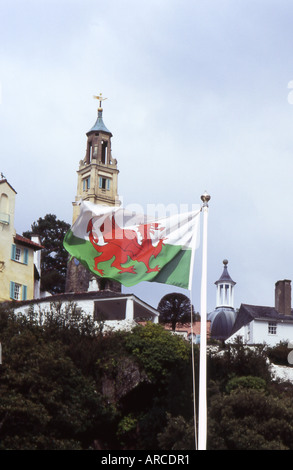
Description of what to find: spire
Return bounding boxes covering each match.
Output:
[215,259,236,286]
[88,93,112,135]
[215,260,236,308]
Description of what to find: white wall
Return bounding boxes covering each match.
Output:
[253,320,293,347]
[13,296,155,333]
[227,320,293,346]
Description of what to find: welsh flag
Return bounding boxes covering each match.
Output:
[63,201,201,289]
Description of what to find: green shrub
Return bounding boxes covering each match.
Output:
[226,375,267,394]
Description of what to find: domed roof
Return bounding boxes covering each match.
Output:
[87,109,112,135]
[209,307,236,341]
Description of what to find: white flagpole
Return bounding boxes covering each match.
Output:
[189,288,198,450]
[198,191,210,451]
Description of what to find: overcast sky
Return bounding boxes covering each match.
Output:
[1,0,293,313]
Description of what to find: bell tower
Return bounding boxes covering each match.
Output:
[65,95,121,293]
[72,94,119,224]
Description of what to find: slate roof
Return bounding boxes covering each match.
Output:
[87,110,112,135]
[209,307,236,340]
[230,303,293,337]
[215,261,236,286]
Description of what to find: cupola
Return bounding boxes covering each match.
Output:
[215,259,236,309]
[208,260,237,341]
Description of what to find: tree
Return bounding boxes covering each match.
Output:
[208,388,293,450]
[0,306,195,451]
[157,414,195,450]
[157,293,196,331]
[123,323,195,448]
[0,307,112,450]
[23,214,70,294]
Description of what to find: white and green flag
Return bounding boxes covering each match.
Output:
[64,201,201,289]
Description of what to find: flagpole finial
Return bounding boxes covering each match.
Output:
[201,191,211,207]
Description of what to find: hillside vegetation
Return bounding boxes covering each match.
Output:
[1,303,293,450]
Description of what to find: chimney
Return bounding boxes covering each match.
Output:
[275,280,292,316]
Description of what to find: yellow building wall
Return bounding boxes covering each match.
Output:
[0,180,35,302]
[1,245,35,302]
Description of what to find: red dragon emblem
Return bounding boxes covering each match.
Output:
[87,215,166,276]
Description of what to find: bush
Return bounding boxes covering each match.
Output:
[267,341,292,366]
[157,414,195,450]
[225,376,267,394]
[0,309,196,450]
[208,389,293,450]
[208,340,272,390]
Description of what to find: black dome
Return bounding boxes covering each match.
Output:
[209,308,236,340]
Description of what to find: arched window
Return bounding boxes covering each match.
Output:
[0,193,8,212]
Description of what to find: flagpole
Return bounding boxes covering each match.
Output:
[189,288,198,450]
[198,191,210,451]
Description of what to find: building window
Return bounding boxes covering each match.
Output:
[11,245,29,265]
[88,143,92,162]
[15,247,21,261]
[101,141,108,164]
[10,282,27,301]
[99,177,110,190]
[83,176,91,191]
[14,283,20,300]
[268,322,277,335]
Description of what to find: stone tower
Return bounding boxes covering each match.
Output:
[65,95,121,293]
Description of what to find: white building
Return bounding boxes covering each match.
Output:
[227,280,293,346]
[11,290,159,333]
